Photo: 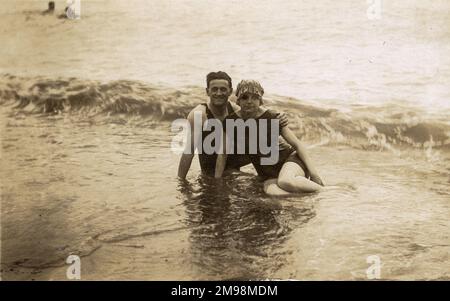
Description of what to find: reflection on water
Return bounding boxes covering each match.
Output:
[178,174,316,280]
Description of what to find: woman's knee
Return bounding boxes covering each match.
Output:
[278,162,307,191]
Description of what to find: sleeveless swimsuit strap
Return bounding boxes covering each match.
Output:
[226,101,234,115]
[201,102,234,119]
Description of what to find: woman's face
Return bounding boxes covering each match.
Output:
[238,93,262,117]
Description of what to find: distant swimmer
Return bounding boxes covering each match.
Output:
[42,1,55,15]
[59,3,81,20]
[58,7,69,19]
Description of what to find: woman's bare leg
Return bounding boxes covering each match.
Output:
[277,162,322,193]
[263,178,292,196]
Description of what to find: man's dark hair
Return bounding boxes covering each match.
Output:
[206,71,232,89]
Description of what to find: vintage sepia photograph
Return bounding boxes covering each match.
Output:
[0,0,449,282]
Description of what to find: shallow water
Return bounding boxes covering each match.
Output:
[1,109,449,280]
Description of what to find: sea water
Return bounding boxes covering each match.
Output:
[0,0,449,280]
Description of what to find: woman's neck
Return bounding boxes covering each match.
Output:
[239,108,267,119]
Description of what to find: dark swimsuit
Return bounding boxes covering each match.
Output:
[224,110,308,180]
[197,102,250,175]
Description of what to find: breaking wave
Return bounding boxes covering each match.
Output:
[1,74,449,151]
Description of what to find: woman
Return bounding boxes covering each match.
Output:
[215,80,324,195]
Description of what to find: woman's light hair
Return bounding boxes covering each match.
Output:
[235,80,264,99]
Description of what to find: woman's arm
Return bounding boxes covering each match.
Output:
[281,126,324,186]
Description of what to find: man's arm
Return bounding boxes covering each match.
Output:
[214,129,228,178]
[281,127,324,186]
[215,154,227,178]
[265,109,289,128]
[277,112,289,128]
[178,154,195,179]
[177,108,203,179]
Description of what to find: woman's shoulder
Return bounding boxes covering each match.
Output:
[262,108,281,119]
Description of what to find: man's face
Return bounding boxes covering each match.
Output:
[206,79,232,106]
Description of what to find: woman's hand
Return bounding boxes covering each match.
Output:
[309,172,324,186]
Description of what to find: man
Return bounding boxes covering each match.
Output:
[177,71,288,179]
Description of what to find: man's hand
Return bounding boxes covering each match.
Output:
[277,112,289,128]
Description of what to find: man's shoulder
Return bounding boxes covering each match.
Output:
[191,103,207,112]
[187,104,207,119]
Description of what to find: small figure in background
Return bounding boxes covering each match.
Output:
[58,6,69,19]
[42,1,55,15]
